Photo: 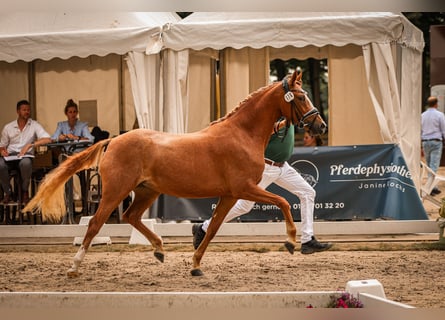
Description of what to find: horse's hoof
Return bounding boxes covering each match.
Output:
[191,268,204,277]
[154,251,164,263]
[67,270,80,278]
[284,241,295,254]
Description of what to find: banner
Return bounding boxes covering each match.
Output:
[155,144,428,221]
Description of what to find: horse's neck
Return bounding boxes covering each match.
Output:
[226,87,282,141]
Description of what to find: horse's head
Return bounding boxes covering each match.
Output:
[281,71,327,136]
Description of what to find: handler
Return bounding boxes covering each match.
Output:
[192,118,332,254]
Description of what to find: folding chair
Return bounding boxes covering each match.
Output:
[420,161,445,207]
[1,169,25,224]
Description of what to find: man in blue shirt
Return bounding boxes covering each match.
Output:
[421,96,445,195]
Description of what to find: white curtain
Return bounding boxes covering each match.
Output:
[126,50,189,133]
[126,51,161,130]
[400,46,423,185]
[161,49,189,133]
[363,43,422,189]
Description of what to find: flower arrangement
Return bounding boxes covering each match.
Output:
[307,291,364,308]
[326,291,364,308]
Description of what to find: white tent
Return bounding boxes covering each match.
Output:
[155,12,423,52]
[0,12,186,136]
[0,12,178,62]
[148,12,425,189]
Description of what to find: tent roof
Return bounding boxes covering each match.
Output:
[152,12,424,53]
[0,12,180,63]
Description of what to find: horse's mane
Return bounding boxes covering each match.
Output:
[209,82,277,126]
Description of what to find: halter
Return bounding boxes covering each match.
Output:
[281,77,320,130]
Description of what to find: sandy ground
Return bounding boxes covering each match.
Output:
[0,240,445,308]
[1,168,445,309]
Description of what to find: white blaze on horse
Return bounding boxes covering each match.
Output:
[24,70,326,277]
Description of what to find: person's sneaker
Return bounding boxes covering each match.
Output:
[301,236,333,254]
[192,223,206,249]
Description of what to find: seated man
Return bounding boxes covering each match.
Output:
[0,100,51,204]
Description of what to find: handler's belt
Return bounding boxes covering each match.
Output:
[264,158,285,167]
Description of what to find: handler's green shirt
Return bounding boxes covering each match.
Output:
[264,123,294,163]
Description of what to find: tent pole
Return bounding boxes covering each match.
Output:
[28,61,36,117]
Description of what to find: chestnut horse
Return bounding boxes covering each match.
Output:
[24,71,326,277]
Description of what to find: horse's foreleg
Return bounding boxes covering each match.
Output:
[280,200,298,254]
[267,195,298,253]
[122,188,164,263]
[191,196,237,276]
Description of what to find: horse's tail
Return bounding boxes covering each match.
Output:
[23,138,112,222]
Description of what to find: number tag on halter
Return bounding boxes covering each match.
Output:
[284,91,294,103]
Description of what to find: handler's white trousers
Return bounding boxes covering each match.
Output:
[202,161,315,243]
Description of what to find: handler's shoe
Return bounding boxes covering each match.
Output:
[301,236,332,254]
[192,223,206,249]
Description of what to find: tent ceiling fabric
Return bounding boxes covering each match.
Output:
[152,12,424,53]
[0,12,180,62]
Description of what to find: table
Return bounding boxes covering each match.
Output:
[45,140,92,224]
[46,140,92,155]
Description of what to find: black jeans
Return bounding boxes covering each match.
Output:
[0,157,32,194]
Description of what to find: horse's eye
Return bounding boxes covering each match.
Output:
[298,96,305,102]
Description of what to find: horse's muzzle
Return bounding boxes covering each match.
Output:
[311,121,327,135]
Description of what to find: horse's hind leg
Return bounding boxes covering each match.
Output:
[67,180,131,277]
[191,196,237,276]
[122,187,164,262]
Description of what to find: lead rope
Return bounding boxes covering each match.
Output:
[273,117,291,142]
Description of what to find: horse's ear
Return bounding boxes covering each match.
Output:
[290,70,297,84]
[290,70,302,86]
[295,71,302,85]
